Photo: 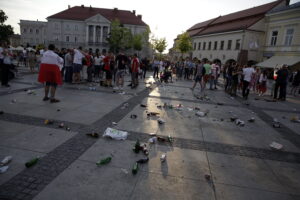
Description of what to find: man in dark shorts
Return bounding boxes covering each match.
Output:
[191,59,205,91]
[72,47,85,83]
[115,51,128,91]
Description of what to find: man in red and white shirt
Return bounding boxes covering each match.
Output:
[38,44,63,103]
[131,54,139,88]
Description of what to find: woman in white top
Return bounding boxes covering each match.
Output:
[258,70,268,96]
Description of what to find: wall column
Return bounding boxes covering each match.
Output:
[100,26,103,43]
[93,25,96,43]
[85,25,89,43]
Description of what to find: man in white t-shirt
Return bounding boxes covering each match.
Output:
[242,64,255,99]
[72,47,85,83]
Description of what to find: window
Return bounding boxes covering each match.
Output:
[54,36,59,41]
[270,31,278,46]
[36,38,39,43]
[75,36,77,43]
[220,41,224,50]
[29,29,32,33]
[284,28,293,46]
[198,42,201,50]
[193,43,196,50]
[208,41,211,50]
[222,55,226,60]
[214,41,217,50]
[66,36,69,42]
[235,39,241,50]
[75,25,78,31]
[36,29,39,34]
[227,40,232,50]
[66,24,70,30]
[203,42,206,50]
[23,28,27,33]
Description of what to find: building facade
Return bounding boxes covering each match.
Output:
[20,5,149,55]
[19,20,47,46]
[175,0,289,65]
[257,2,300,69]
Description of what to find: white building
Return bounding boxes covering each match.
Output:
[20,5,149,55]
[185,0,288,65]
[257,1,300,69]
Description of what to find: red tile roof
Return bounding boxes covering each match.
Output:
[188,0,286,37]
[47,6,147,26]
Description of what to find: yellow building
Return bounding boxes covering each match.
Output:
[257,2,300,69]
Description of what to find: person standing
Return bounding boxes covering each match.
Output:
[28,50,36,73]
[64,49,73,83]
[291,70,300,96]
[242,63,255,100]
[93,53,102,80]
[274,65,289,101]
[103,51,113,87]
[72,47,85,83]
[203,59,211,89]
[115,52,128,91]
[191,59,205,91]
[38,44,63,103]
[1,42,12,87]
[85,51,93,82]
[131,53,139,88]
[258,70,267,96]
[210,61,220,90]
[153,58,159,79]
[141,57,149,79]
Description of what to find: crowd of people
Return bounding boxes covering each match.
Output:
[1,42,300,104]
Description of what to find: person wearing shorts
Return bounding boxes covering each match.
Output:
[72,47,84,83]
[115,52,128,91]
[191,60,205,91]
[38,44,63,103]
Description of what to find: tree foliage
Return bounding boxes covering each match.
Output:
[132,34,143,51]
[0,10,14,43]
[152,37,167,54]
[107,19,133,53]
[175,32,192,54]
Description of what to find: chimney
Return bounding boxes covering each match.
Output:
[137,15,142,19]
[113,8,118,11]
[68,5,70,9]
[81,4,84,8]
[132,10,136,15]
[90,5,92,10]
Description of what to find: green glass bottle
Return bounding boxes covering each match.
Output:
[25,157,39,168]
[133,140,140,153]
[96,157,112,166]
[132,162,139,175]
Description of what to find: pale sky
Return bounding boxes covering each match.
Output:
[1,0,299,50]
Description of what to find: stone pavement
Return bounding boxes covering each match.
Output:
[0,71,299,200]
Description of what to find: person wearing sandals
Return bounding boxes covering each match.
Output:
[38,44,63,103]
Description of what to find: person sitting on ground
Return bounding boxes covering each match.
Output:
[38,44,63,103]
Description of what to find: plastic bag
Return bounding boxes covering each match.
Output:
[103,127,128,140]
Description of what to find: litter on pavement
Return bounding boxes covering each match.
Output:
[269,142,283,150]
[103,128,128,140]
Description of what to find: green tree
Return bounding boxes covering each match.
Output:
[175,32,192,55]
[152,37,167,54]
[0,10,14,43]
[107,19,133,53]
[132,34,143,52]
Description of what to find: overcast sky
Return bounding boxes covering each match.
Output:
[1,0,299,50]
